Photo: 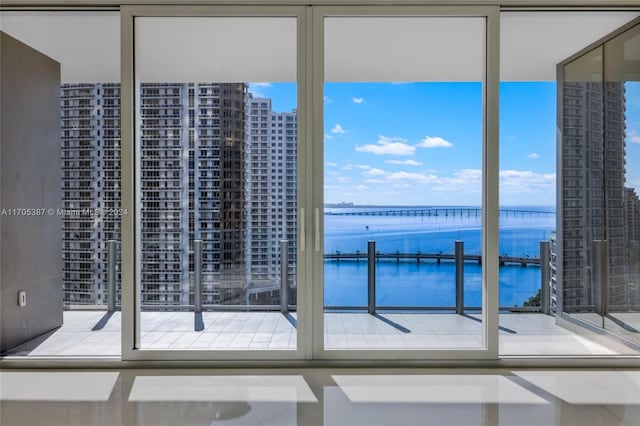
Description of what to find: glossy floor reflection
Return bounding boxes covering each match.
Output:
[1,368,639,425]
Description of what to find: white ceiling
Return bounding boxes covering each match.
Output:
[0,11,121,82]
[136,17,297,83]
[324,17,485,82]
[0,11,638,83]
[501,11,638,81]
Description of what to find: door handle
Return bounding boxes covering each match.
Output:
[315,208,320,252]
[300,208,305,252]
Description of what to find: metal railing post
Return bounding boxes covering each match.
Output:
[107,240,116,312]
[455,240,464,315]
[368,240,376,315]
[280,240,289,313]
[194,240,202,313]
[540,240,551,315]
[592,240,609,318]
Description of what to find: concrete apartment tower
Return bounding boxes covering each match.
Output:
[561,81,630,310]
[61,83,121,305]
[245,95,297,304]
[62,82,247,307]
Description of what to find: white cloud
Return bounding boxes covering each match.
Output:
[363,178,387,184]
[416,136,454,148]
[358,167,437,184]
[324,96,333,104]
[325,171,351,184]
[327,162,337,167]
[627,175,640,189]
[331,124,346,134]
[425,168,555,196]
[344,163,374,171]
[392,183,413,189]
[500,170,556,193]
[248,82,272,98]
[432,169,482,192]
[364,168,386,177]
[324,134,335,140]
[356,135,416,156]
[527,152,540,159]
[352,97,365,104]
[499,169,556,205]
[387,171,438,184]
[386,159,423,166]
[628,129,640,144]
[356,185,369,191]
[354,164,372,170]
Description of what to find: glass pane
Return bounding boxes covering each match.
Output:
[0,11,121,357]
[499,11,640,356]
[134,17,298,350]
[558,19,640,353]
[604,23,640,344]
[323,16,485,350]
[561,47,608,328]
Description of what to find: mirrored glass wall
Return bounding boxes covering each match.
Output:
[559,20,640,346]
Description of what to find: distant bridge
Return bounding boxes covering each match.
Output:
[324,252,541,267]
[325,208,555,218]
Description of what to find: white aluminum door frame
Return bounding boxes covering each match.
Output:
[120,5,311,361]
[311,5,500,361]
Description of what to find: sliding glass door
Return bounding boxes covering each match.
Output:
[313,6,500,360]
[121,6,308,360]
[120,5,499,361]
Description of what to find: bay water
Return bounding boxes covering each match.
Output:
[323,206,555,308]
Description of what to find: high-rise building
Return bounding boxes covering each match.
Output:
[549,231,558,311]
[62,82,248,306]
[245,95,297,303]
[61,83,121,305]
[560,81,629,309]
[624,187,640,307]
[138,83,247,306]
[625,187,640,245]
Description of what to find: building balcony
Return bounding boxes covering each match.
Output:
[3,309,638,357]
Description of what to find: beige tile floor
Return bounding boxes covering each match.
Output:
[3,311,636,357]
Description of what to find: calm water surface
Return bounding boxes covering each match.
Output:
[323,206,555,308]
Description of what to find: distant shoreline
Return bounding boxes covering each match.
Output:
[324,203,556,211]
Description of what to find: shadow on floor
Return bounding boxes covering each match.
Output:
[283,312,297,328]
[374,314,411,333]
[0,328,59,356]
[463,313,517,334]
[92,311,115,331]
[194,312,205,332]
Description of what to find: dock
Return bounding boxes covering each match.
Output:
[324,252,540,267]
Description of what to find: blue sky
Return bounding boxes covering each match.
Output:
[249,81,640,207]
[626,82,640,192]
